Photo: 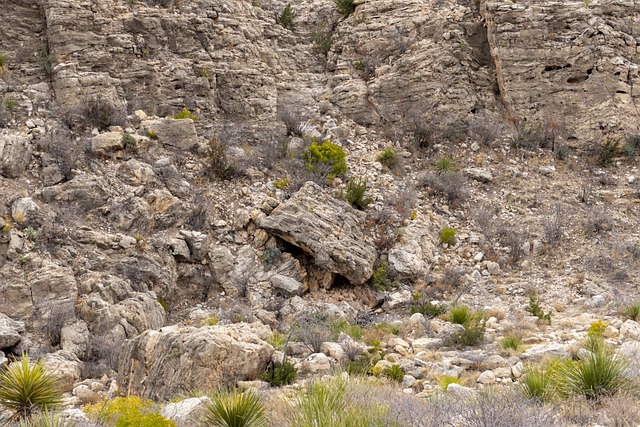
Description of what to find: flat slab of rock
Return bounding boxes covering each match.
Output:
[0,313,25,349]
[140,118,198,151]
[117,322,274,400]
[258,182,376,285]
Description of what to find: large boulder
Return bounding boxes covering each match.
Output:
[258,182,376,285]
[117,322,274,400]
[0,313,25,349]
[140,118,198,151]
[0,133,32,178]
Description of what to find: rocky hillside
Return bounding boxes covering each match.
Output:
[1,0,640,425]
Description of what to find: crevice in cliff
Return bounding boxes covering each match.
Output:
[479,0,516,122]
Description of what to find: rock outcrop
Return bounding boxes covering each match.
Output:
[117,322,274,400]
[258,182,376,285]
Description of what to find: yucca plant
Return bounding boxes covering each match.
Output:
[518,365,556,403]
[622,302,640,321]
[383,364,404,383]
[560,347,632,401]
[447,305,470,325]
[0,354,62,421]
[438,375,460,391]
[202,389,267,427]
[500,335,522,351]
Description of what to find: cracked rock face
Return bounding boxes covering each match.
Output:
[258,182,377,285]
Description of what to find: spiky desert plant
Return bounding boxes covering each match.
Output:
[500,335,522,351]
[19,410,76,427]
[518,365,556,403]
[447,305,470,325]
[0,354,62,421]
[202,389,267,427]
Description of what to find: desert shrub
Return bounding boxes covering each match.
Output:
[295,315,331,353]
[467,114,500,147]
[83,96,124,131]
[439,227,457,245]
[622,302,640,321]
[438,375,460,390]
[202,314,218,326]
[410,292,446,318]
[262,359,296,387]
[4,97,17,111]
[511,124,542,152]
[277,103,305,137]
[421,171,467,205]
[559,347,633,401]
[202,389,267,427]
[500,335,522,351]
[330,318,363,341]
[586,207,613,234]
[544,205,564,245]
[334,0,355,17]
[302,140,347,178]
[383,364,404,383]
[526,290,552,325]
[346,354,373,376]
[342,177,372,210]
[518,362,559,403]
[554,143,571,160]
[621,133,640,157]
[267,331,287,351]
[312,25,333,56]
[0,53,8,73]
[373,322,401,336]
[434,157,455,174]
[412,121,434,149]
[438,267,465,292]
[597,139,619,167]
[206,136,236,180]
[84,396,175,427]
[447,305,471,325]
[174,108,196,121]
[497,227,527,265]
[261,246,282,271]
[376,147,397,169]
[275,3,296,30]
[446,307,486,348]
[44,303,76,347]
[370,259,396,292]
[0,354,62,421]
[121,133,137,151]
[39,51,56,77]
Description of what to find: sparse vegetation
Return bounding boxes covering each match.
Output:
[275,3,296,30]
[331,318,363,341]
[334,0,356,17]
[622,302,640,321]
[370,259,396,292]
[597,139,619,167]
[438,375,460,390]
[410,292,446,318]
[412,121,434,149]
[272,178,289,190]
[421,171,467,205]
[500,335,522,351]
[439,227,457,245]
[434,157,455,174]
[526,290,552,325]
[121,132,137,151]
[383,364,404,383]
[39,51,56,77]
[4,97,17,111]
[174,108,196,121]
[85,396,175,427]
[262,359,296,387]
[446,306,486,348]
[376,147,398,169]
[202,389,267,427]
[0,53,8,73]
[0,354,62,421]
[302,140,347,178]
[202,314,218,326]
[206,135,236,180]
[342,177,373,210]
[311,25,333,56]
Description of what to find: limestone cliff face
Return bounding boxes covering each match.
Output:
[2,0,637,137]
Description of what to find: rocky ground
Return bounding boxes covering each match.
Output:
[1,0,640,426]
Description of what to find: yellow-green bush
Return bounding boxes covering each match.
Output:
[84,396,175,427]
[174,108,196,121]
[302,141,347,177]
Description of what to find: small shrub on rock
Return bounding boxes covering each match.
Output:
[174,108,196,121]
[410,292,446,318]
[500,335,522,351]
[335,0,355,17]
[434,157,455,175]
[312,25,333,56]
[206,136,236,180]
[302,140,347,178]
[622,302,640,321]
[121,133,137,151]
[295,315,331,353]
[438,375,460,390]
[421,171,467,205]
[383,364,404,383]
[331,318,363,341]
[447,305,470,325]
[275,3,296,30]
[621,133,640,157]
[376,147,398,169]
[439,227,457,245]
[262,359,296,387]
[526,290,551,325]
[342,177,373,210]
[445,307,486,349]
[370,259,396,292]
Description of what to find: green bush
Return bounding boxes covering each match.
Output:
[510,124,543,151]
[174,108,196,121]
[121,133,137,151]
[0,354,62,421]
[39,51,56,77]
[311,25,333,56]
[84,396,175,427]
[447,305,470,325]
[383,364,404,383]
[0,53,8,73]
[207,136,236,180]
[370,260,395,292]
[272,178,289,190]
[445,307,487,349]
[302,140,347,178]
[334,0,355,17]
[275,3,296,30]
[518,364,557,403]
[343,177,373,210]
[526,290,551,325]
[434,157,455,174]
[438,375,460,390]
[330,318,363,341]
[376,147,397,169]
[410,293,446,318]
[500,335,522,351]
[201,389,267,427]
[346,355,374,377]
[597,139,619,167]
[622,302,640,321]
[439,227,457,245]
[262,359,296,387]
